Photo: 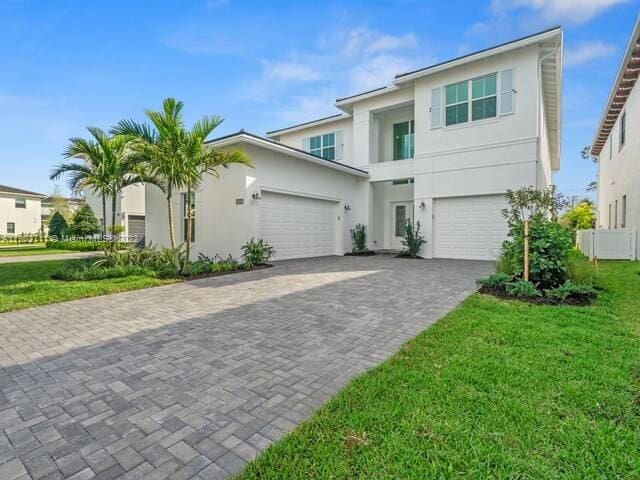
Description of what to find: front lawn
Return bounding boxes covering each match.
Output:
[0,260,176,313]
[0,246,75,257]
[240,261,640,479]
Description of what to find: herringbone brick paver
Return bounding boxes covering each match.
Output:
[0,255,489,478]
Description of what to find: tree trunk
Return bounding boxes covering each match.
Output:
[111,193,117,238]
[166,187,176,249]
[184,184,192,273]
[101,194,107,238]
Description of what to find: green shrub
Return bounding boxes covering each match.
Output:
[476,273,512,290]
[350,224,368,253]
[505,280,542,298]
[501,220,573,289]
[241,238,275,268]
[48,212,69,238]
[545,281,598,303]
[70,205,100,237]
[52,264,155,281]
[211,254,241,273]
[400,221,426,258]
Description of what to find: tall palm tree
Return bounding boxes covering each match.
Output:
[181,116,252,268]
[113,98,252,255]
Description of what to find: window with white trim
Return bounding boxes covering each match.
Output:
[309,133,335,160]
[445,81,468,126]
[621,195,627,228]
[609,135,613,159]
[6,222,15,234]
[15,197,26,208]
[620,111,626,149]
[471,73,497,121]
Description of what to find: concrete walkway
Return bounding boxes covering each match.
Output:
[0,252,98,264]
[0,255,490,479]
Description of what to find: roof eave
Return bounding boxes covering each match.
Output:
[393,27,562,85]
[207,132,370,178]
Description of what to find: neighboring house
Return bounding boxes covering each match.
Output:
[84,184,146,238]
[41,195,85,230]
[0,184,46,236]
[146,27,562,261]
[591,15,640,235]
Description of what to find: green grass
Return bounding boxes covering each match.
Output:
[240,261,640,479]
[0,260,177,313]
[0,246,76,257]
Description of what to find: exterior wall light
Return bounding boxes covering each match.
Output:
[418,201,426,209]
[252,191,262,200]
[344,204,352,211]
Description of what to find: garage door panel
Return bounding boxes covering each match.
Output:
[260,192,338,260]
[434,195,508,260]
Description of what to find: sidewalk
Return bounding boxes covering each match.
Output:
[0,251,99,264]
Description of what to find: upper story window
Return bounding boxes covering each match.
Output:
[435,69,513,129]
[471,73,497,121]
[619,111,626,149]
[310,133,335,160]
[609,134,613,159]
[15,197,26,208]
[445,81,468,126]
[303,130,343,161]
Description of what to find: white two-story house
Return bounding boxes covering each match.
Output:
[591,15,639,236]
[145,27,562,261]
[0,184,46,236]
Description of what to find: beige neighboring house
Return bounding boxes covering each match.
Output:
[41,195,85,230]
[591,15,640,236]
[84,184,146,238]
[0,184,46,236]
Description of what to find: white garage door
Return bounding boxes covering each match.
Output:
[434,194,508,260]
[260,191,338,260]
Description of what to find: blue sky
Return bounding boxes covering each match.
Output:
[1,0,638,199]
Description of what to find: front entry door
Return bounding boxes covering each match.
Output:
[391,202,414,250]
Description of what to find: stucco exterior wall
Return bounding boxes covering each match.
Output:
[145,143,369,259]
[598,77,639,235]
[85,183,146,235]
[0,194,42,235]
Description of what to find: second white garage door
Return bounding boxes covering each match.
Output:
[433,194,508,260]
[259,191,338,260]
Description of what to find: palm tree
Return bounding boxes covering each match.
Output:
[51,127,146,237]
[51,127,115,237]
[113,98,252,256]
[181,116,252,268]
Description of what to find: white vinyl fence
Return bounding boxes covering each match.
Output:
[576,229,638,260]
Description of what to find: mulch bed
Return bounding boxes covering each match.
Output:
[344,251,376,256]
[183,263,273,281]
[395,254,424,259]
[478,286,595,306]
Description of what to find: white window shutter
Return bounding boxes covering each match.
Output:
[302,137,310,152]
[334,130,343,160]
[500,69,515,115]
[430,87,442,129]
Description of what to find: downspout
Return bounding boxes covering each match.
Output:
[536,47,559,189]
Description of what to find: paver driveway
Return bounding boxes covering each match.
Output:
[0,255,490,480]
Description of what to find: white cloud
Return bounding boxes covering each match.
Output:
[347,55,417,92]
[263,61,320,82]
[240,26,430,127]
[342,28,418,56]
[564,40,616,67]
[490,0,629,25]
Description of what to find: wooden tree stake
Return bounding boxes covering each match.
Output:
[524,219,530,282]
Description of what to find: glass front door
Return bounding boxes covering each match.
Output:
[393,120,415,161]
